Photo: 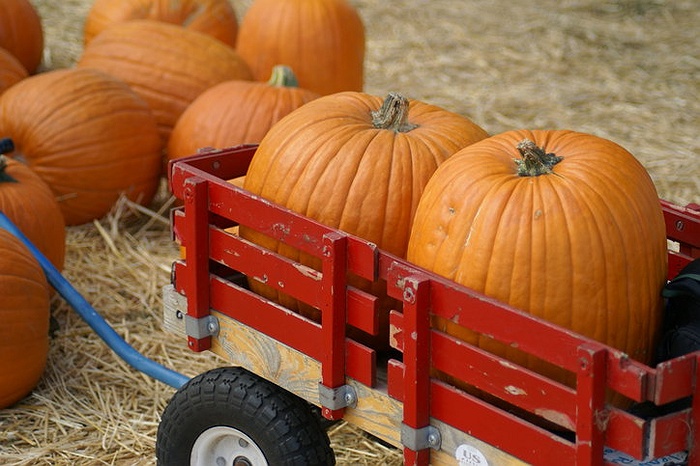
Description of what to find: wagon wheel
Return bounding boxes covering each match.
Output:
[156,366,336,466]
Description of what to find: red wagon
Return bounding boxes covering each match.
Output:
[158,144,700,465]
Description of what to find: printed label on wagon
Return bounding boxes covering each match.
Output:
[603,447,687,465]
[455,444,488,466]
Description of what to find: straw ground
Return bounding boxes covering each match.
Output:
[1,0,697,464]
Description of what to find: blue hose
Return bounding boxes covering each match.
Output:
[0,211,189,389]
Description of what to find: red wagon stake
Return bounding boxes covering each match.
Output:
[160,144,699,466]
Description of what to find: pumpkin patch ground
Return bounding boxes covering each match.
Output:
[0,0,697,464]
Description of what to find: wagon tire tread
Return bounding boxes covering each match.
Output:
[156,366,336,466]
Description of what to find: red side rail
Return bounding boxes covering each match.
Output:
[168,145,700,466]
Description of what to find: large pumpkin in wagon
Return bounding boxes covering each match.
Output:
[240,91,489,347]
[407,129,667,391]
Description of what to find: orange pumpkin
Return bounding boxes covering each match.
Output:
[0,47,27,95]
[236,0,365,96]
[407,129,667,385]
[240,91,488,346]
[167,65,319,162]
[83,0,239,47]
[78,20,253,146]
[0,68,163,226]
[0,152,65,270]
[0,0,43,74]
[0,228,50,409]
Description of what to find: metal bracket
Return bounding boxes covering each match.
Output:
[318,383,357,410]
[401,423,442,451]
[185,314,219,339]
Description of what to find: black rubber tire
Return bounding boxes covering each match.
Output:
[156,366,336,466]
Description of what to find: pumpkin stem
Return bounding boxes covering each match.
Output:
[371,92,418,133]
[267,65,299,88]
[515,139,562,177]
[0,155,17,183]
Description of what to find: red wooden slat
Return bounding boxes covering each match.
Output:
[647,410,693,458]
[575,344,607,466]
[182,177,212,352]
[347,287,379,336]
[345,341,376,388]
[400,276,432,466]
[346,237,379,281]
[387,359,404,400]
[431,329,577,431]
[604,409,646,459]
[168,144,256,181]
[209,226,324,309]
[604,354,650,404]
[653,353,697,404]
[320,233,349,420]
[431,380,575,465]
[209,275,324,358]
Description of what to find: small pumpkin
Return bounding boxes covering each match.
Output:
[78,20,253,146]
[0,0,43,74]
[0,228,50,409]
[407,129,667,388]
[240,91,488,347]
[0,68,163,226]
[0,47,28,95]
[167,65,320,162]
[0,152,65,270]
[83,0,239,47]
[236,0,365,96]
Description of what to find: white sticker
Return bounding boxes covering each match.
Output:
[455,444,489,466]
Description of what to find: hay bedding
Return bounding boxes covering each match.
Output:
[0,0,697,464]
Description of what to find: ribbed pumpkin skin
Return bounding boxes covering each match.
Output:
[242,92,488,259]
[83,0,239,47]
[0,68,163,226]
[236,0,365,96]
[167,68,320,161]
[0,157,65,270]
[240,92,488,346]
[0,0,43,74]
[0,47,27,95]
[0,229,50,409]
[407,129,667,382]
[78,20,253,145]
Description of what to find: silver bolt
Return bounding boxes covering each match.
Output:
[428,433,438,446]
[344,391,355,406]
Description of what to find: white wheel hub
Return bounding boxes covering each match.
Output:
[190,426,268,466]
